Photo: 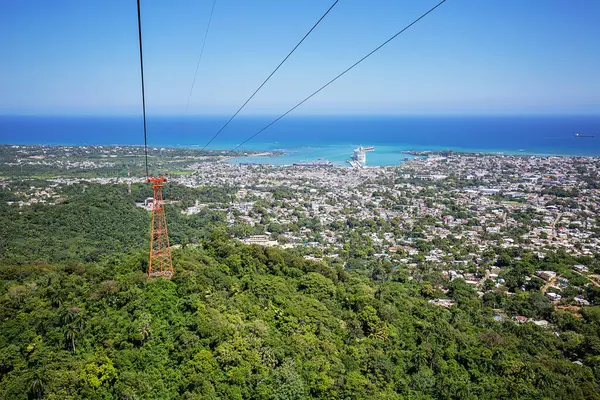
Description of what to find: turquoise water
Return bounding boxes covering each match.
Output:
[226,143,572,167]
[1,115,599,166]
[228,144,419,166]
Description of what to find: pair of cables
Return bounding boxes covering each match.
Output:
[137,0,448,162]
[203,0,447,150]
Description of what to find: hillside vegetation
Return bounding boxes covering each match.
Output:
[0,183,599,399]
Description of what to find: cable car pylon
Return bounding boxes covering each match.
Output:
[137,0,173,279]
[147,174,174,279]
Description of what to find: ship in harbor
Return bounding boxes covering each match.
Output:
[347,146,374,168]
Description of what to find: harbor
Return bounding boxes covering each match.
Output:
[347,146,374,168]
[293,159,334,167]
[225,144,424,167]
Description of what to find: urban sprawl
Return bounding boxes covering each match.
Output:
[2,144,600,322]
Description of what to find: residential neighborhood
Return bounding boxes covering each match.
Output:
[2,145,600,314]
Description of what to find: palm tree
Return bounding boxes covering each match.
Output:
[65,326,78,352]
[28,374,46,399]
[139,316,152,343]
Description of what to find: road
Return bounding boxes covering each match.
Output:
[540,275,557,294]
[551,212,563,237]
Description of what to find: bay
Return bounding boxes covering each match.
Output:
[1,115,599,166]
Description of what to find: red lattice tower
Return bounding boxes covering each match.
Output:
[147,174,173,279]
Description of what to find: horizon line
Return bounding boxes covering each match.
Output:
[1,112,600,118]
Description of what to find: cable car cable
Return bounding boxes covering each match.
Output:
[136,0,149,177]
[201,0,340,150]
[233,0,447,150]
[185,0,218,113]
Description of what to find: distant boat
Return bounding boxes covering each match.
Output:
[575,133,595,138]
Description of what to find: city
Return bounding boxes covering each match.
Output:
[3,145,599,318]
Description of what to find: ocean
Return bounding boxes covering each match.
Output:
[1,115,599,166]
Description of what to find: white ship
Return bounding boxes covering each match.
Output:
[348,146,374,168]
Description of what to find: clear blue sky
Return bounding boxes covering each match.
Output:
[1,0,599,116]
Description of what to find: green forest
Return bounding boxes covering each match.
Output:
[1,183,599,399]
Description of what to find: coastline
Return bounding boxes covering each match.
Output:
[224,143,600,168]
[3,142,600,171]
